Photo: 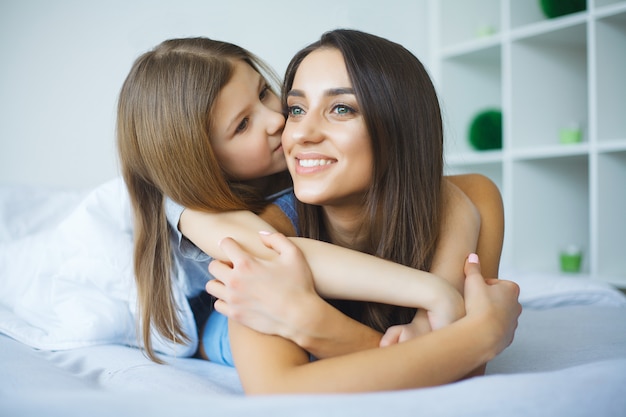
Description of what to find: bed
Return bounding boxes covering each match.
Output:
[1,179,626,417]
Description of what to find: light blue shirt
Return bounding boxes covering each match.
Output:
[165,190,298,366]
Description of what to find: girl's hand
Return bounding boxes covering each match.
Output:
[379,283,465,347]
[206,231,317,340]
[379,309,431,347]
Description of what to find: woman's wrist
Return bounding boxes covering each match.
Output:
[460,311,503,363]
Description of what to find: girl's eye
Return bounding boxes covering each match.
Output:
[235,118,249,133]
[287,105,304,117]
[259,85,270,101]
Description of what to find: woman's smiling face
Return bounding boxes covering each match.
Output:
[282,48,373,208]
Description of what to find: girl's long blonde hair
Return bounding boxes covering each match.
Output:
[116,37,288,362]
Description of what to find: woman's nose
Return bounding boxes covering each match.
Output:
[288,112,324,144]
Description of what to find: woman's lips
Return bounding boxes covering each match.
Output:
[294,154,337,174]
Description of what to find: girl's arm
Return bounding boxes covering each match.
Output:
[228,255,521,394]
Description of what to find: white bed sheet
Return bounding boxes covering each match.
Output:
[1,182,626,416]
[2,305,626,417]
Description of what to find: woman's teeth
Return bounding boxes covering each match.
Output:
[298,159,335,167]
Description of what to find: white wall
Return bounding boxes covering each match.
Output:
[0,0,430,188]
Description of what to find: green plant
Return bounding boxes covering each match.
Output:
[539,0,586,19]
[468,109,502,151]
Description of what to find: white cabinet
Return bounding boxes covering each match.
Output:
[431,0,626,287]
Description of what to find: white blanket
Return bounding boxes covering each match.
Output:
[0,179,197,356]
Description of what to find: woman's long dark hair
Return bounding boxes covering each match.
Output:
[283,29,444,331]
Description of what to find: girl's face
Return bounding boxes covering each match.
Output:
[282,48,373,208]
[210,60,287,181]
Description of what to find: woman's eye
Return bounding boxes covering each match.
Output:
[235,118,249,133]
[287,106,304,117]
[333,104,354,115]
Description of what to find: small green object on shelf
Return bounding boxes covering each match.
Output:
[468,109,502,151]
[559,127,582,144]
[539,0,586,19]
[560,245,583,273]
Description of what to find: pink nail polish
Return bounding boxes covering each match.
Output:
[259,230,272,236]
[468,253,479,264]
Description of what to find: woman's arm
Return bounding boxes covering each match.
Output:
[183,207,465,356]
[229,255,521,394]
[447,174,505,280]
[430,179,481,293]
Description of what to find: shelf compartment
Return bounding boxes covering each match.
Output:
[595,9,626,141]
[510,23,588,150]
[596,151,626,283]
[439,0,501,48]
[510,0,587,29]
[441,45,502,155]
[595,0,626,9]
[511,155,589,273]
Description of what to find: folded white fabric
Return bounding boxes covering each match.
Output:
[0,178,197,356]
[503,268,626,309]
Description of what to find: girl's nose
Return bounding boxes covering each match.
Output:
[266,108,285,136]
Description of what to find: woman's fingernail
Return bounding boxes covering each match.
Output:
[468,253,479,264]
[259,230,272,236]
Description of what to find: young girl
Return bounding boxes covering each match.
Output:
[191,30,520,393]
[116,37,491,365]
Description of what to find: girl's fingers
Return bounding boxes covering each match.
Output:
[379,325,403,348]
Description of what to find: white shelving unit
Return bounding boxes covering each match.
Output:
[431,0,626,287]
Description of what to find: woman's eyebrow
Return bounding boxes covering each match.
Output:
[287,87,355,98]
[326,87,354,96]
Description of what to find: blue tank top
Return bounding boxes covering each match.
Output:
[166,190,298,366]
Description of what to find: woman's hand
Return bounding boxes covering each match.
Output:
[463,254,521,357]
[379,253,521,352]
[206,231,318,340]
